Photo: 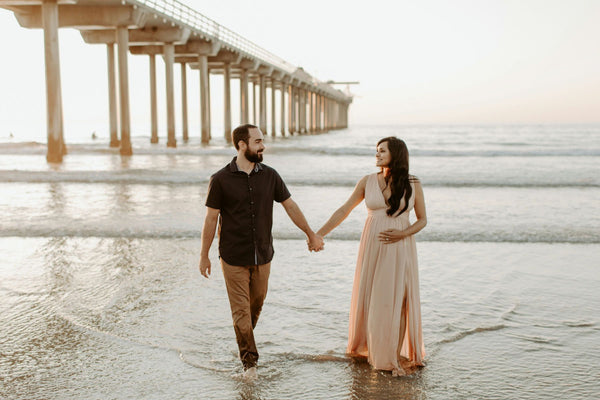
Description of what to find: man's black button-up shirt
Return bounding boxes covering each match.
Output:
[205,157,291,266]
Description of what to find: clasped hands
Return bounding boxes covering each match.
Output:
[307,232,325,252]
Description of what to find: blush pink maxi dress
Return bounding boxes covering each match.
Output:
[347,173,426,375]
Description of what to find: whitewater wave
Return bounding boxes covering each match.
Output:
[0,170,597,188]
[437,324,506,345]
[1,141,599,157]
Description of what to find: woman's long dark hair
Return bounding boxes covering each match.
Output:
[378,137,414,216]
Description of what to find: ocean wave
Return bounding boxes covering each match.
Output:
[436,324,506,345]
[562,321,596,328]
[1,228,598,243]
[0,141,235,156]
[0,170,213,185]
[1,141,599,157]
[0,170,597,188]
[284,147,600,158]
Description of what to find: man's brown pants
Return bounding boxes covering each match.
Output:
[221,260,271,369]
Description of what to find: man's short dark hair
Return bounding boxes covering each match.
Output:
[232,124,258,150]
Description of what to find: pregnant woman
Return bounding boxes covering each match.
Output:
[317,136,427,376]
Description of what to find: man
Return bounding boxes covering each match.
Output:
[199,124,324,379]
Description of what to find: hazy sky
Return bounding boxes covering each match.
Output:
[1,0,599,140]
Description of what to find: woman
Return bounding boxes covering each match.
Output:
[317,137,427,376]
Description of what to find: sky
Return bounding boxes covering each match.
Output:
[1,0,599,141]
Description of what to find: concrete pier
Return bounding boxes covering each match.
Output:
[240,69,249,124]
[252,81,258,125]
[270,81,276,137]
[1,0,353,162]
[223,62,231,142]
[181,62,188,143]
[289,85,296,135]
[107,44,119,147]
[198,54,210,143]
[164,43,176,148]
[299,88,304,134]
[117,26,132,156]
[259,73,267,134]
[149,54,158,144]
[41,0,64,162]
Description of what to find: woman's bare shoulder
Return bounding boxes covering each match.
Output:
[353,174,370,190]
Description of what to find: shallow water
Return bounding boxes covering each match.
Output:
[1,124,599,399]
[1,239,598,399]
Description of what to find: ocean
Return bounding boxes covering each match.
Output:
[1,124,599,399]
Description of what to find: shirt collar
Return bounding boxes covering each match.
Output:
[229,156,263,174]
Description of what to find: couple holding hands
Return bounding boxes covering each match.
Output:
[199,124,427,379]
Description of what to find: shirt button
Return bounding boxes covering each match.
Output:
[249,187,253,191]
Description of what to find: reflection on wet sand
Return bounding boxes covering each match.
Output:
[48,182,65,218]
[349,358,426,400]
[0,237,88,399]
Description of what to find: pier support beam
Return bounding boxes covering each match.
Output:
[319,95,327,132]
[207,69,212,140]
[289,86,295,134]
[287,85,292,134]
[117,26,132,156]
[325,96,329,131]
[164,43,176,148]
[344,103,349,128]
[252,80,258,124]
[297,87,303,134]
[299,88,306,134]
[323,97,328,131]
[324,96,328,130]
[149,54,158,144]
[323,97,328,132]
[107,43,119,147]
[259,74,267,134]
[308,91,314,134]
[280,81,286,136]
[223,62,232,141]
[304,89,309,133]
[198,54,210,143]
[316,94,321,132]
[270,80,276,137]
[314,94,318,132]
[181,62,189,142]
[42,0,65,162]
[240,69,249,124]
[293,86,298,134]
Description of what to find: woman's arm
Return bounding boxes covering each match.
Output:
[378,179,427,243]
[317,175,368,237]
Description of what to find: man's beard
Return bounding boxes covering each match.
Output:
[245,148,263,163]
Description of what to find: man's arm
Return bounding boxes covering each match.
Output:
[199,207,220,278]
[281,197,324,251]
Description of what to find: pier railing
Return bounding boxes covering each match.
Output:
[126,0,298,74]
